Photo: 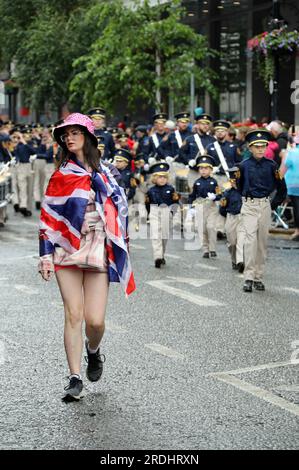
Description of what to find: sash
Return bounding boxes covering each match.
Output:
[152,133,160,149]
[194,134,205,156]
[214,141,230,179]
[174,130,183,148]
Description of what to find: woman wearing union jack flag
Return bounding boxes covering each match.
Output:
[38,113,136,401]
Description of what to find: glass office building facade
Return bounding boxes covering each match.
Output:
[184,0,299,124]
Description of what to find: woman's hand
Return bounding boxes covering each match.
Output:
[40,270,52,281]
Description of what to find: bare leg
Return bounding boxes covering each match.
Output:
[83,271,109,351]
[55,269,84,375]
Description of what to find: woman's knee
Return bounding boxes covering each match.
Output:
[64,306,84,328]
[85,316,105,332]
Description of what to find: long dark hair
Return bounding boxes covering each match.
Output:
[58,127,101,171]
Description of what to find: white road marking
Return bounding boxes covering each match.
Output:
[208,359,299,418]
[283,287,299,295]
[146,277,223,307]
[105,321,128,333]
[1,254,36,262]
[145,343,183,360]
[7,220,38,228]
[273,384,299,392]
[14,285,39,295]
[209,359,299,376]
[130,243,146,250]
[209,373,299,418]
[0,233,33,243]
[195,263,219,271]
[165,253,181,259]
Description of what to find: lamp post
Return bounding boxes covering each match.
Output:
[269,0,284,120]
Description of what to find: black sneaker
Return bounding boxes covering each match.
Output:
[155,259,163,268]
[13,204,20,213]
[253,281,265,291]
[202,252,209,259]
[243,280,253,292]
[161,258,166,265]
[85,341,105,382]
[63,376,84,401]
[210,251,217,257]
[237,262,245,273]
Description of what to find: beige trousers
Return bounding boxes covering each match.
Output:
[11,166,19,206]
[241,198,271,281]
[215,174,228,233]
[16,163,33,210]
[0,207,7,224]
[33,159,47,203]
[225,213,245,264]
[150,205,171,260]
[196,199,218,253]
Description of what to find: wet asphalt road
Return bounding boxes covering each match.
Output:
[0,205,299,450]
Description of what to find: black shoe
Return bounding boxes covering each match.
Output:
[253,281,265,291]
[85,341,105,382]
[14,204,20,213]
[237,262,245,273]
[232,262,237,270]
[217,231,226,240]
[243,280,253,292]
[0,222,4,228]
[161,258,166,265]
[63,376,84,401]
[35,201,41,210]
[202,252,209,259]
[19,207,32,217]
[155,259,163,268]
[210,251,217,257]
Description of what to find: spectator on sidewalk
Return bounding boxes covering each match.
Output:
[280,140,299,241]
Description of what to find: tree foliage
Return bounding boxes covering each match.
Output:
[0,0,218,114]
[70,0,218,113]
[0,0,96,111]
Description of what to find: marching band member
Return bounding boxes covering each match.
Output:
[146,162,180,268]
[188,155,221,258]
[237,130,287,292]
[219,166,245,272]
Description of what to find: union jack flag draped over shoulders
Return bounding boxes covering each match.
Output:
[39,158,136,297]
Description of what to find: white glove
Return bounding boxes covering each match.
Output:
[165,156,174,164]
[29,154,37,163]
[207,192,216,201]
[143,163,149,172]
[148,157,156,166]
[9,157,17,167]
[188,159,196,168]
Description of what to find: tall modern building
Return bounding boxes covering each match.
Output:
[183,0,299,124]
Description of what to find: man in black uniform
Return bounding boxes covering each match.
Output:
[206,120,241,237]
[87,107,115,162]
[160,112,193,162]
[147,113,168,162]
